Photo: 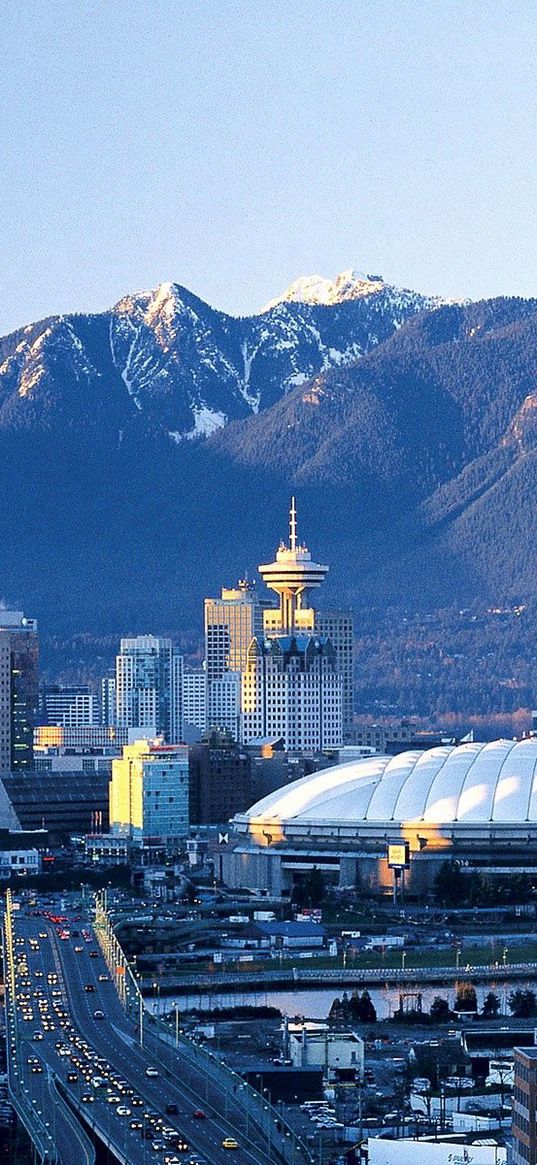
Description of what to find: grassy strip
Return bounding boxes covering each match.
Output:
[162,940,537,978]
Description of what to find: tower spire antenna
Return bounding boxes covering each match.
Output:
[290,495,297,552]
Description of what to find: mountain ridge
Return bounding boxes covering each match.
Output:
[2,275,537,718]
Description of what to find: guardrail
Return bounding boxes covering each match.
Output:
[94,890,313,1165]
[148,959,537,992]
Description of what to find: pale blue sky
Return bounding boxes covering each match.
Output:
[2,0,537,332]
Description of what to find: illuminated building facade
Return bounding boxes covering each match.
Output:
[204,580,263,735]
[0,609,39,771]
[115,636,183,743]
[34,725,130,749]
[110,738,189,846]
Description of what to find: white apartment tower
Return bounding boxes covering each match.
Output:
[115,636,183,743]
[182,669,207,735]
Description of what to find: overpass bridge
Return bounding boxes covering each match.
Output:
[3,889,313,1165]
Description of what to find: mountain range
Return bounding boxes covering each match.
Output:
[2,268,537,717]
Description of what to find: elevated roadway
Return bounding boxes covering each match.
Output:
[4,891,312,1165]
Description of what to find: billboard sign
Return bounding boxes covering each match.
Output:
[387,842,410,869]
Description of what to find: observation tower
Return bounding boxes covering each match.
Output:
[258,497,328,632]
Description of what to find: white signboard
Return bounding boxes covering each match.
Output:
[368,1139,506,1165]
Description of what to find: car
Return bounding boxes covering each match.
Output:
[81,1093,95,1103]
[192,1110,205,1119]
[74,946,83,953]
[32,1031,43,1041]
[151,1142,166,1152]
[89,950,99,958]
[67,1073,78,1083]
[93,1010,104,1020]
[107,1095,121,1105]
[84,984,95,993]
[165,1102,179,1115]
[98,973,109,982]
[131,1095,144,1107]
[117,1106,131,1117]
[145,1066,159,1078]
[164,1157,182,1165]
[222,1139,239,1151]
[31,1064,43,1074]
[130,1119,144,1131]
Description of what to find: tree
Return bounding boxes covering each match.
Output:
[349,989,377,1024]
[292,866,325,908]
[454,982,477,1013]
[508,989,537,1018]
[434,861,466,907]
[430,996,451,1022]
[482,991,501,1019]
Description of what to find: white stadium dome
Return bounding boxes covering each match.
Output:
[223,739,537,897]
[240,739,537,829]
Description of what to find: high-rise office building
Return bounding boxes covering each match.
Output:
[110,738,189,846]
[115,636,183,743]
[100,674,116,727]
[189,728,252,825]
[0,609,39,771]
[41,684,98,728]
[314,610,354,734]
[182,669,207,735]
[241,633,342,751]
[204,580,263,735]
[208,672,241,739]
[205,581,263,681]
[0,636,10,772]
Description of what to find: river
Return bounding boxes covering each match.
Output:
[147,978,537,1021]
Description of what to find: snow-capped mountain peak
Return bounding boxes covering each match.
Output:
[260,268,386,312]
[0,270,446,445]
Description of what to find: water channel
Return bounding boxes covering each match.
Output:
[148,978,537,1021]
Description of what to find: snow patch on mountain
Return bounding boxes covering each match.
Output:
[260,269,386,312]
[184,405,227,439]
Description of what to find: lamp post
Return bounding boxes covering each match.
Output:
[238,1083,249,1141]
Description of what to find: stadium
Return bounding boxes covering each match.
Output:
[221,738,537,896]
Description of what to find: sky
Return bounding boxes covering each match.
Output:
[2,0,537,333]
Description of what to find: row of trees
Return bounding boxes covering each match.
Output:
[434,861,535,908]
[328,990,377,1025]
[329,985,537,1026]
[431,986,537,1020]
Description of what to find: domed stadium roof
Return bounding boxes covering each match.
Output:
[240,739,537,828]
